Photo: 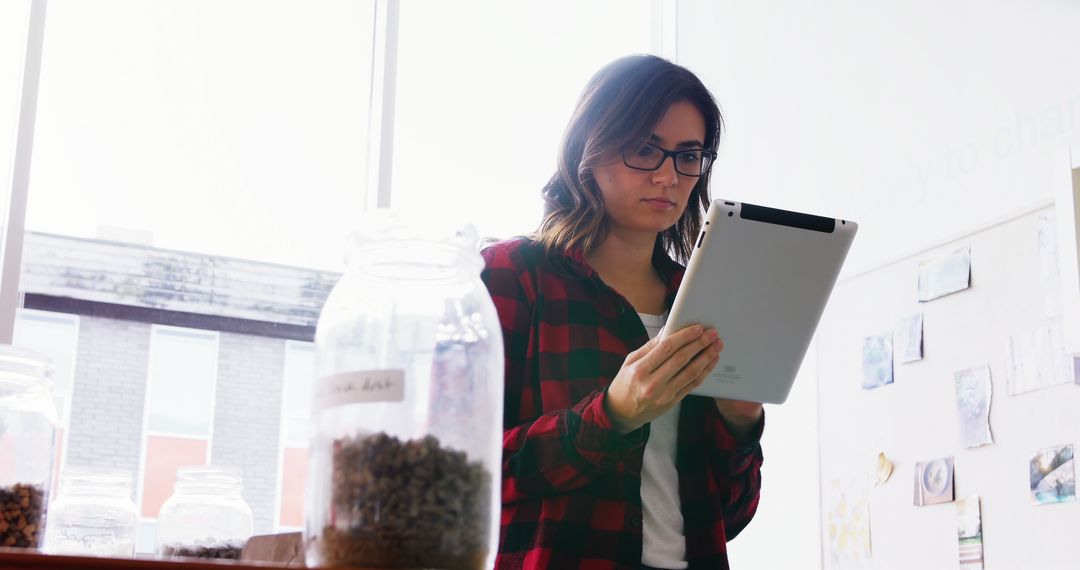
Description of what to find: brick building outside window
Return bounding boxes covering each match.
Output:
[17,231,336,553]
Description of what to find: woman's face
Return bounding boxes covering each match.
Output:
[592,100,707,242]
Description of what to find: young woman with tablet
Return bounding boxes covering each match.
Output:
[481,54,763,570]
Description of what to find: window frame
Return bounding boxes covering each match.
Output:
[134,324,221,532]
[273,339,315,531]
[0,0,46,344]
[13,307,80,472]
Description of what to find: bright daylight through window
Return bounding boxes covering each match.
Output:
[0,0,661,555]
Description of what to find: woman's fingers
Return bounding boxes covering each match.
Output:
[673,356,717,401]
[672,352,720,401]
[636,324,705,372]
[650,330,719,386]
[612,325,723,428]
[663,341,721,401]
[624,334,660,366]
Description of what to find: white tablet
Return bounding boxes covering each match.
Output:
[663,199,858,404]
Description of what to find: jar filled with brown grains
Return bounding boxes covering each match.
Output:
[155,466,253,560]
[306,212,504,569]
[0,345,57,550]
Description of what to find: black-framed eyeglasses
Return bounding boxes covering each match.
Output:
[622,142,717,177]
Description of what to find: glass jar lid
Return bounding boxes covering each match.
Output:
[173,466,243,495]
[57,466,134,498]
[343,209,482,281]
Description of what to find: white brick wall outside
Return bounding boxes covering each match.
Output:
[66,317,150,477]
[210,333,286,535]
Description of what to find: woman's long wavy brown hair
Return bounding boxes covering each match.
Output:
[534,54,723,264]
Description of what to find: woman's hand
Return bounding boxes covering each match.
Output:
[713,398,764,442]
[604,325,723,434]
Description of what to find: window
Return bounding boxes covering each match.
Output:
[11,1,379,545]
[391,0,656,240]
[28,0,376,272]
[275,340,314,530]
[1,1,671,548]
[13,309,79,431]
[12,309,79,487]
[136,326,219,553]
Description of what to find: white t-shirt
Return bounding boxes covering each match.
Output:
[637,311,688,569]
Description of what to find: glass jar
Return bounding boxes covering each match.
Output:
[0,344,57,550]
[305,212,504,570]
[155,466,253,560]
[43,467,136,557]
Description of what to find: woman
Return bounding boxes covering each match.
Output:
[481,54,764,570]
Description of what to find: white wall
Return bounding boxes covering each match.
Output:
[676,2,1080,569]
[817,206,1080,570]
[679,0,1080,276]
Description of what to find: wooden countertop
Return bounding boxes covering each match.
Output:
[0,549,288,569]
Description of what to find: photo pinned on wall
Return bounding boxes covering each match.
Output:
[825,477,872,570]
[1006,319,1070,396]
[861,333,893,390]
[914,457,955,506]
[957,495,984,569]
[954,365,993,449]
[1029,444,1076,505]
[917,246,971,302]
[895,313,924,364]
[1037,212,1063,319]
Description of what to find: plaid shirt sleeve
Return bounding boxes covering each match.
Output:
[680,396,764,566]
[704,404,764,539]
[481,241,647,503]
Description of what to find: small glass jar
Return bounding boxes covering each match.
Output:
[305,212,504,570]
[0,344,57,550]
[44,467,136,557]
[155,466,253,560]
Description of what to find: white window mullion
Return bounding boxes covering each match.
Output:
[650,0,678,61]
[364,0,400,211]
[0,0,48,344]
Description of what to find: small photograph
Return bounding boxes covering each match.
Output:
[1006,321,1069,396]
[914,457,955,506]
[862,333,893,390]
[957,495,984,569]
[825,477,872,569]
[1030,444,1076,505]
[917,246,971,302]
[895,313,924,364]
[954,365,993,449]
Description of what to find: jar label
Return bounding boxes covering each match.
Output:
[315,369,405,409]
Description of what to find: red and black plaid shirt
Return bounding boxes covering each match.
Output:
[481,237,764,570]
